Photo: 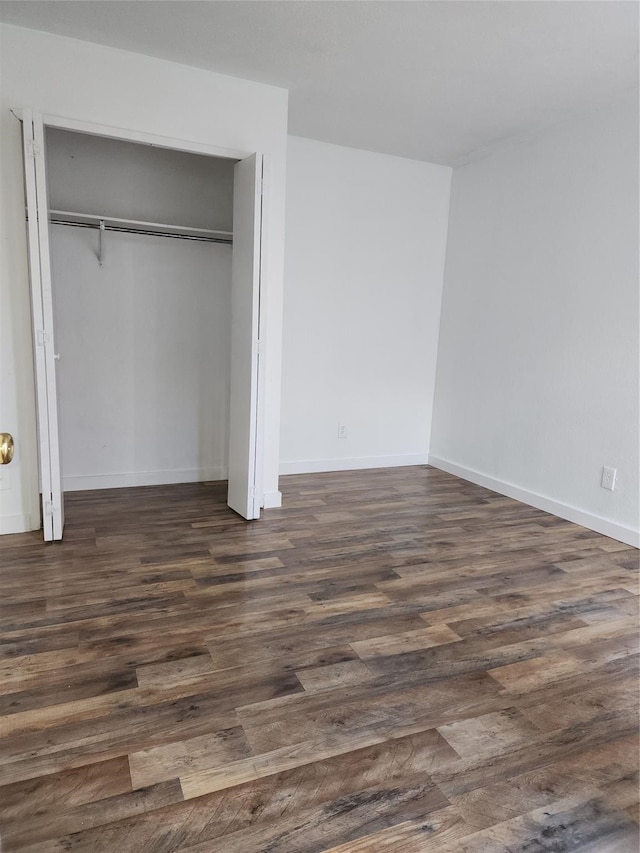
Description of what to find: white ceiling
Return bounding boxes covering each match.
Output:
[0,1,637,165]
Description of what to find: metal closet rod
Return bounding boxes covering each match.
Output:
[47,209,233,245]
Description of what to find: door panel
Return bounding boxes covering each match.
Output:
[22,111,53,540]
[227,154,263,520]
[22,112,64,540]
[33,116,64,539]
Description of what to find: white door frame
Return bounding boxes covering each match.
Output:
[17,109,267,536]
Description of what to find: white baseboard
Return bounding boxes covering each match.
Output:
[63,467,228,492]
[262,490,282,509]
[0,513,38,535]
[428,455,640,548]
[279,453,429,476]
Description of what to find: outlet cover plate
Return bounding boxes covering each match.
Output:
[601,466,617,491]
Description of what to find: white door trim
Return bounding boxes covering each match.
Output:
[16,108,268,535]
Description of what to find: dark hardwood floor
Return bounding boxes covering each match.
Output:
[0,466,637,852]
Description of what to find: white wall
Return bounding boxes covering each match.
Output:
[52,229,231,491]
[281,137,451,474]
[46,127,236,231]
[430,93,639,545]
[0,24,288,533]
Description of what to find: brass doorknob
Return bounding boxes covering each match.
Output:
[0,433,14,464]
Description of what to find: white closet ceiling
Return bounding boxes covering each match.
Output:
[0,1,637,165]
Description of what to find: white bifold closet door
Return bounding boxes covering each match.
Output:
[22,111,264,540]
[227,153,264,521]
[22,110,64,542]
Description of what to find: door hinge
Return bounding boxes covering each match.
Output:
[256,339,261,356]
[37,330,51,347]
[27,140,42,159]
[44,497,54,516]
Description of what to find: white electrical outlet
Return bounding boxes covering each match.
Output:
[0,470,11,491]
[337,423,347,439]
[601,466,617,491]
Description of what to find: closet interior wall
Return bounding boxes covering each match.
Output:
[46,128,236,491]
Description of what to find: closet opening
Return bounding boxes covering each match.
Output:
[21,112,266,540]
